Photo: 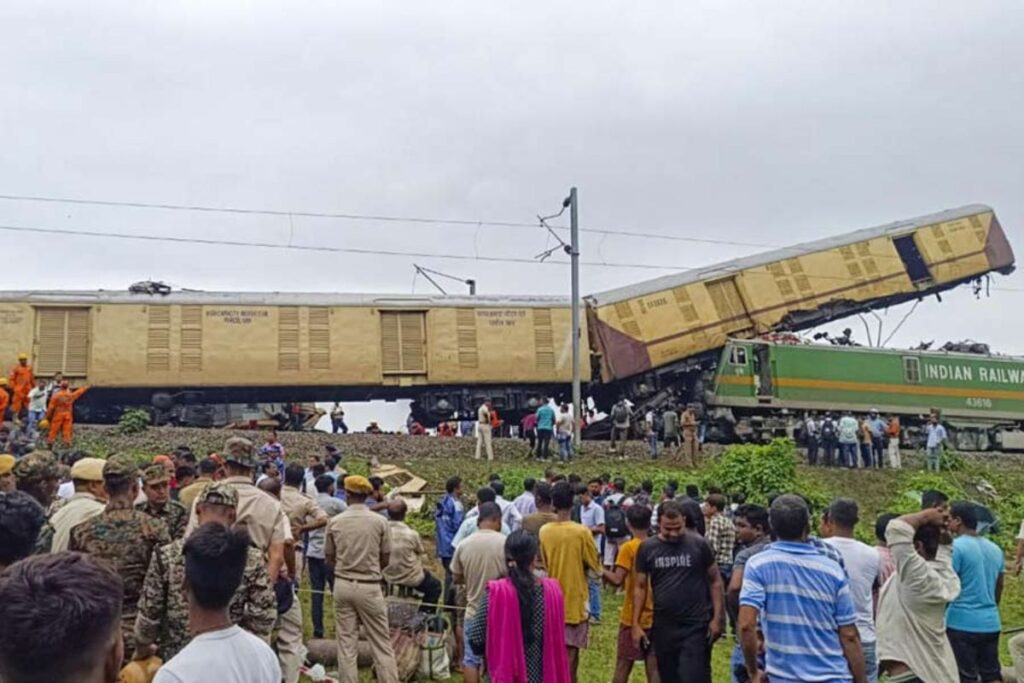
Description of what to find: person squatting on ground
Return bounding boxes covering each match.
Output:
[384,497,444,610]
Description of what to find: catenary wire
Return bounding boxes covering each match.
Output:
[0,192,863,251]
[0,221,1019,292]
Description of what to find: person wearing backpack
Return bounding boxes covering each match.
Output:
[820,412,838,467]
[603,481,631,571]
[609,399,631,454]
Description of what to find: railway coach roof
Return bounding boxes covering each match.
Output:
[0,290,570,308]
[730,338,1024,363]
[587,204,998,306]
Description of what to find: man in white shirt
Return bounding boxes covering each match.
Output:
[581,479,606,623]
[307,474,347,639]
[451,487,512,548]
[876,508,961,683]
[489,480,522,532]
[155,523,280,683]
[821,498,882,683]
[26,378,47,432]
[512,478,537,517]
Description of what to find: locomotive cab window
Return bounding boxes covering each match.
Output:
[729,346,748,366]
[903,357,921,384]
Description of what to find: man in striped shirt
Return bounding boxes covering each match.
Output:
[739,494,867,683]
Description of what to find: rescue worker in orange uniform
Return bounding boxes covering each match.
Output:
[0,378,9,422]
[46,380,90,446]
[9,353,34,419]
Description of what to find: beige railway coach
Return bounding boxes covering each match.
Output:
[587,204,1014,383]
[0,292,588,392]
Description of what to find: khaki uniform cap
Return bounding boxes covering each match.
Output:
[344,474,373,494]
[70,457,106,482]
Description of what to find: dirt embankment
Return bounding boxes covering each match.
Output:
[71,424,676,462]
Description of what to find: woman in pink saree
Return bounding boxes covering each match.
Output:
[466,530,571,683]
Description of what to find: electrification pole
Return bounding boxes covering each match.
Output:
[568,187,582,444]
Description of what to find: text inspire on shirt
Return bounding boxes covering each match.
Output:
[652,552,694,569]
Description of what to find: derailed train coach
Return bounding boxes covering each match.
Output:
[0,204,1013,428]
[585,204,1014,412]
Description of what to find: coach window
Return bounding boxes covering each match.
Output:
[903,357,921,384]
[729,346,748,367]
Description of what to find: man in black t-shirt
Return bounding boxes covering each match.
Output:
[631,499,723,683]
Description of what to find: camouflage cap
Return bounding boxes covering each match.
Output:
[103,454,140,479]
[141,463,170,484]
[198,481,238,508]
[223,437,258,467]
[13,452,58,483]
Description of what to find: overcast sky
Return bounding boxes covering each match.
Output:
[2,2,1022,430]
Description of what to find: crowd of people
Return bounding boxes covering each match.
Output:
[0,385,1018,683]
[802,409,950,471]
[5,439,1022,683]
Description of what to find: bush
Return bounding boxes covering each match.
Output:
[118,408,151,435]
[700,439,799,505]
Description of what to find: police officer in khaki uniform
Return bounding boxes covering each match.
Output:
[325,475,400,683]
[183,437,299,682]
[48,457,107,552]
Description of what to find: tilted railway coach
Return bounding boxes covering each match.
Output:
[708,339,1024,452]
[586,204,1014,413]
[0,204,1013,428]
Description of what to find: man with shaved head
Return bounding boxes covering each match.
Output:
[383,497,442,610]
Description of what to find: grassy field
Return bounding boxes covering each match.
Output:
[65,426,1024,681]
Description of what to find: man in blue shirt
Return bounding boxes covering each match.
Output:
[947,501,1004,683]
[739,494,867,683]
[434,476,465,600]
[535,397,557,461]
[867,410,886,470]
[925,413,948,472]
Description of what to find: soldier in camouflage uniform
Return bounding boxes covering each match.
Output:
[134,481,277,661]
[12,452,60,553]
[136,463,188,539]
[69,454,171,661]
[13,451,59,508]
